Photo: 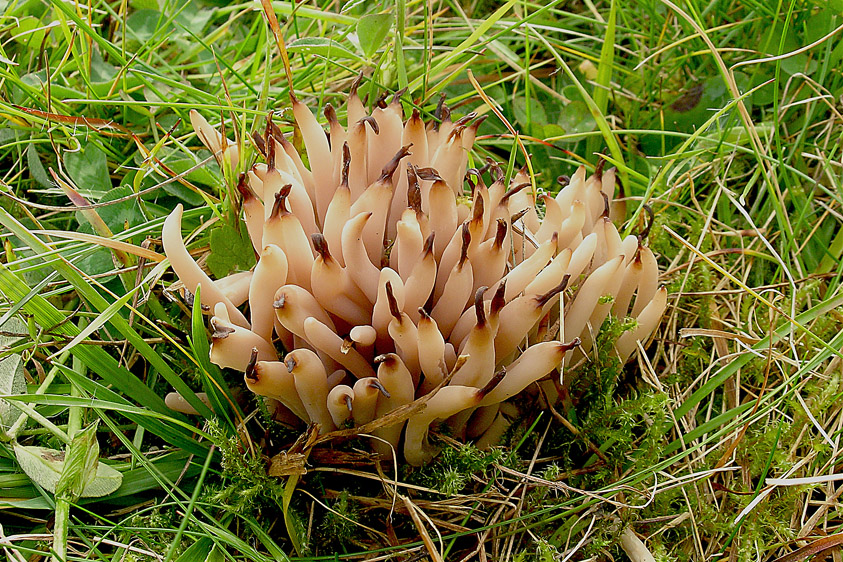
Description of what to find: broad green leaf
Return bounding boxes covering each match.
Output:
[286,37,362,62]
[89,48,121,99]
[7,448,57,489]
[13,443,122,498]
[77,185,147,236]
[0,451,201,508]
[63,144,112,199]
[174,538,214,562]
[163,158,219,194]
[206,222,255,278]
[130,0,159,10]
[558,101,596,137]
[10,16,48,48]
[512,97,548,136]
[74,248,119,279]
[0,316,27,430]
[89,48,118,83]
[172,2,213,34]
[55,422,100,499]
[79,462,123,497]
[0,355,25,431]
[126,10,171,44]
[356,13,392,59]
[26,144,51,188]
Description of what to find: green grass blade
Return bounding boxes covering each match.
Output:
[0,207,213,418]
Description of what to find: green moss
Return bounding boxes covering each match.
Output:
[318,490,361,549]
[408,442,506,495]
[669,335,709,387]
[544,314,671,492]
[203,421,284,518]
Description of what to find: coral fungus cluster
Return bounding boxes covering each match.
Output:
[161,87,666,465]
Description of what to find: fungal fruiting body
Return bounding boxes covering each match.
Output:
[162,89,666,465]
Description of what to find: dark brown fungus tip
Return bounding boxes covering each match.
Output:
[474,286,488,327]
[561,337,582,352]
[245,348,259,381]
[359,116,379,134]
[491,279,507,317]
[469,114,488,132]
[556,175,570,188]
[251,131,266,156]
[594,156,606,180]
[434,93,447,122]
[392,87,408,105]
[502,182,531,203]
[638,204,655,242]
[312,233,330,259]
[380,145,413,182]
[324,103,338,124]
[486,158,503,181]
[264,110,274,138]
[407,164,422,212]
[471,193,485,223]
[601,192,610,218]
[236,173,254,200]
[510,207,529,224]
[459,223,471,266]
[422,232,435,255]
[268,117,285,143]
[266,132,277,170]
[375,91,390,108]
[374,353,398,366]
[475,160,491,177]
[270,186,292,218]
[479,368,506,398]
[341,142,351,186]
[465,169,480,191]
[385,282,401,321]
[369,379,391,398]
[446,125,465,143]
[349,71,364,96]
[537,274,571,307]
[454,112,477,128]
[415,167,442,182]
[467,176,478,195]
[493,219,508,250]
[633,244,644,263]
[211,320,236,340]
